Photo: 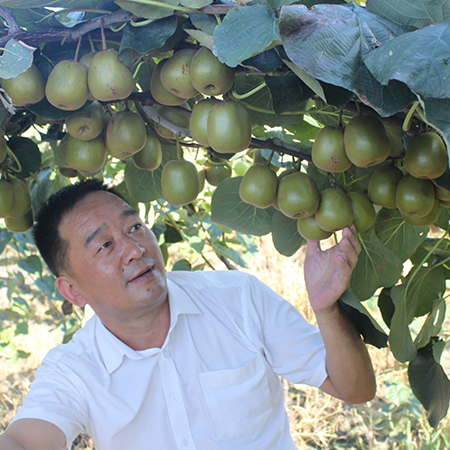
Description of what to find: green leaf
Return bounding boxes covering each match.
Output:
[366,0,450,29]
[27,98,91,122]
[35,275,56,296]
[421,97,450,145]
[120,15,178,54]
[350,227,403,300]
[18,255,42,275]
[339,288,388,349]
[211,177,274,236]
[265,72,314,115]
[9,7,64,30]
[389,284,418,362]
[115,0,177,19]
[0,228,13,255]
[404,265,446,321]
[374,208,428,263]
[408,341,450,428]
[232,74,304,127]
[415,298,446,350]
[212,241,248,268]
[31,168,54,214]
[189,13,217,35]
[270,209,305,257]
[8,136,42,178]
[181,0,211,7]
[2,0,105,7]
[16,321,29,335]
[214,5,280,68]
[364,21,450,99]
[279,4,413,116]
[0,39,35,80]
[283,58,326,103]
[172,259,192,271]
[434,205,450,230]
[125,144,177,203]
[378,287,395,328]
[243,48,283,72]
[353,65,416,117]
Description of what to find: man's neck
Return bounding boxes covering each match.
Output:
[97,299,171,351]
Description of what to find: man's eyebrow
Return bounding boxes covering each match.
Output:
[85,227,103,247]
[121,208,139,219]
[84,208,139,247]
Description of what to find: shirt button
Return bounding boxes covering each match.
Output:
[171,394,178,402]
[182,439,189,446]
[163,350,170,357]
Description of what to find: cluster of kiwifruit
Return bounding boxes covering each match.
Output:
[239,114,449,240]
[2,43,448,239]
[0,127,33,232]
[149,47,252,207]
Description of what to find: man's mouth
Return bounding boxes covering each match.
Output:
[129,265,154,283]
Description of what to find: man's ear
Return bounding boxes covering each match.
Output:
[55,276,88,308]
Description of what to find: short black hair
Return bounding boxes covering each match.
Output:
[32,179,125,277]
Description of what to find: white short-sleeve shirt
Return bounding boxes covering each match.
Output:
[13,270,327,450]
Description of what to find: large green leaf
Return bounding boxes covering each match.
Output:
[389,284,418,362]
[403,265,446,321]
[374,208,428,263]
[120,15,178,54]
[339,288,388,349]
[271,209,305,257]
[213,5,280,68]
[364,21,450,99]
[124,144,177,203]
[408,341,450,428]
[0,40,35,80]
[350,227,403,300]
[353,65,416,117]
[211,177,274,236]
[366,0,450,29]
[279,4,414,116]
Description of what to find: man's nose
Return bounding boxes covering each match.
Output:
[122,236,145,263]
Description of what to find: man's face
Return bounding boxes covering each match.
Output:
[56,191,168,321]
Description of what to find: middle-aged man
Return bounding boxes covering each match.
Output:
[0,179,375,450]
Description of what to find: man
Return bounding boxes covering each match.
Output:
[0,179,375,450]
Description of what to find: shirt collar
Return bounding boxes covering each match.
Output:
[95,276,201,375]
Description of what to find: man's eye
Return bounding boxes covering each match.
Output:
[99,242,111,251]
[130,223,142,232]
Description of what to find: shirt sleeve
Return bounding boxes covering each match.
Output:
[243,274,328,387]
[12,352,88,448]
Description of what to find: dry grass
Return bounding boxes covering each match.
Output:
[1,234,449,450]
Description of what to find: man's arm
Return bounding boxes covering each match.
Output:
[304,225,376,404]
[0,419,67,450]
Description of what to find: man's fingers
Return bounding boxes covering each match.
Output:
[306,238,321,258]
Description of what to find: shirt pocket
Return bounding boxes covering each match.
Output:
[199,354,274,441]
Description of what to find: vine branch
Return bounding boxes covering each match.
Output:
[0,6,21,35]
[0,4,236,48]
